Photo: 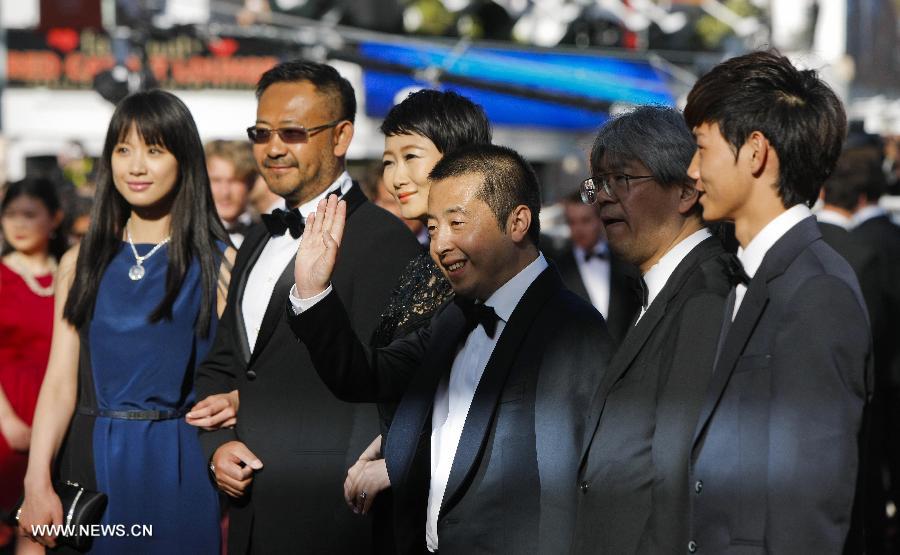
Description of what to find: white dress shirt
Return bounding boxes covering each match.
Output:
[816,208,852,229]
[732,204,812,320]
[263,196,287,214]
[426,253,548,551]
[852,204,887,227]
[226,212,254,248]
[635,228,712,324]
[573,240,611,318]
[242,171,352,351]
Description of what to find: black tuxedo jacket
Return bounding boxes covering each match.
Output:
[289,266,613,554]
[550,244,640,347]
[689,217,872,554]
[573,236,731,554]
[194,184,419,554]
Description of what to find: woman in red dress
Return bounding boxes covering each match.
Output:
[0,178,65,551]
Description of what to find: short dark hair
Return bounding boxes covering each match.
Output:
[380,90,492,154]
[429,144,541,246]
[590,105,696,189]
[825,147,884,208]
[256,60,357,123]
[684,49,847,208]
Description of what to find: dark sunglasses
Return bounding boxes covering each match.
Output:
[246,119,343,144]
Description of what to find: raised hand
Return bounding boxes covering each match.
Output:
[294,194,347,299]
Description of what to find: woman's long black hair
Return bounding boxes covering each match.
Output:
[1,177,68,260]
[64,89,229,337]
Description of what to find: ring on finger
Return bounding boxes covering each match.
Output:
[359,491,367,501]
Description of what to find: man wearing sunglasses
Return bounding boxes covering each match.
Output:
[192,60,419,554]
[573,105,732,554]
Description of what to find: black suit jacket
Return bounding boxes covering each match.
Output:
[819,222,885,355]
[853,214,900,387]
[573,236,730,555]
[689,217,872,554]
[289,266,613,554]
[550,244,640,347]
[194,184,419,554]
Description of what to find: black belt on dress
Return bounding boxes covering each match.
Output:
[76,406,189,421]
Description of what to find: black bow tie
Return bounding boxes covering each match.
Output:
[261,208,305,238]
[456,298,500,339]
[583,249,610,263]
[723,256,751,287]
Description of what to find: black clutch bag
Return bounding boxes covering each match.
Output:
[11,481,107,552]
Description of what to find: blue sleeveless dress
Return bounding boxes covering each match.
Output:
[57,243,220,554]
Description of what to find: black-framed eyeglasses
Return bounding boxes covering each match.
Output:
[246,119,344,145]
[580,173,655,204]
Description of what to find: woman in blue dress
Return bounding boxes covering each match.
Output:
[17,89,235,554]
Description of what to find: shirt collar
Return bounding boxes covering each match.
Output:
[737,204,812,279]
[293,171,353,219]
[484,253,549,323]
[642,228,712,308]
[573,239,609,262]
[816,208,852,229]
[852,204,887,227]
[264,197,286,214]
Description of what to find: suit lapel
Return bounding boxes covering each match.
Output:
[579,295,668,463]
[607,256,640,341]
[384,305,468,490]
[692,217,822,448]
[580,237,723,463]
[581,237,721,461]
[233,227,269,364]
[248,257,295,365]
[439,268,561,518]
[247,182,369,366]
[557,250,590,300]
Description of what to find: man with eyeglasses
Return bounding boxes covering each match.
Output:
[192,60,419,554]
[573,105,732,554]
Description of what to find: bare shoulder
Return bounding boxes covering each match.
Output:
[58,244,81,283]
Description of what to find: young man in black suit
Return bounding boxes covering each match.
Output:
[288,144,613,554]
[189,61,419,554]
[685,50,872,554]
[572,105,732,554]
[552,191,640,346]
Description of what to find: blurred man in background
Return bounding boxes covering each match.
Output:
[205,140,257,247]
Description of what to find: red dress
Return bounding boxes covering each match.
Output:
[0,261,53,511]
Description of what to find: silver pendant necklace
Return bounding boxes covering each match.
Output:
[125,221,170,281]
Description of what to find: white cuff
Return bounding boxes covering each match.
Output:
[289,284,333,315]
